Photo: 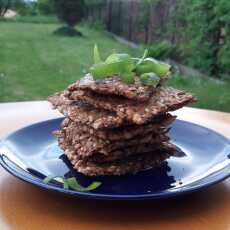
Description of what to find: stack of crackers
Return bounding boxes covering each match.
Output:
[49,74,196,176]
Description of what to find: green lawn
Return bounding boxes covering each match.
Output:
[168,75,230,112]
[0,20,230,112]
[0,21,138,102]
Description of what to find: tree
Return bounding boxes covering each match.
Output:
[37,0,54,15]
[0,0,11,16]
[185,0,223,77]
[14,0,36,16]
[166,0,230,78]
[215,0,230,77]
[53,0,85,36]
[0,0,30,17]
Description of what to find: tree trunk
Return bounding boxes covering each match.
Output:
[117,0,122,35]
[131,0,139,43]
[210,23,222,78]
[148,2,155,43]
[0,0,11,17]
[128,1,134,41]
[106,0,113,31]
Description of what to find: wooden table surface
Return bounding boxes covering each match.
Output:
[0,101,229,230]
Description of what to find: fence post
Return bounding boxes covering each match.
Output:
[106,0,113,31]
[144,4,150,44]
[148,2,156,44]
[128,1,131,40]
[117,0,122,35]
[128,0,134,41]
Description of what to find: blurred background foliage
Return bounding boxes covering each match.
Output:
[0,0,229,112]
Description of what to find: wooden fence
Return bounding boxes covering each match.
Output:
[86,0,178,44]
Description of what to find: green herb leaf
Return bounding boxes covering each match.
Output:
[66,177,85,191]
[63,180,69,189]
[43,175,64,184]
[43,176,101,192]
[120,72,135,84]
[91,55,135,82]
[105,53,131,64]
[94,44,102,64]
[43,175,69,188]
[140,72,160,86]
[89,46,171,86]
[136,58,171,77]
[90,62,122,79]
[83,181,102,191]
[67,177,101,192]
[136,49,148,66]
[43,175,55,184]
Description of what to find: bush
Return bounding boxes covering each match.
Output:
[82,19,105,30]
[141,0,230,79]
[0,0,33,17]
[215,0,230,76]
[148,41,182,61]
[171,0,230,78]
[0,0,10,16]
[53,26,82,37]
[37,0,54,15]
[54,0,85,28]
[13,1,38,16]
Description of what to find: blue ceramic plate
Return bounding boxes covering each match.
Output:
[0,118,229,200]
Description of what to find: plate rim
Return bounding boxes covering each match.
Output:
[0,118,229,200]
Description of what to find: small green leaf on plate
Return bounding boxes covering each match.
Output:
[44,175,102,192]
[43,175,61,184]
[83,181,102,191]
[63,180,69,189]
[43,176,69,189]
[67,177,102,192]
[66,177,85,191]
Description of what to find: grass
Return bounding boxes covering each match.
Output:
[168,75,230,112]
[0,15,58,24]
[0,18,229,112]
[0,20,139,102]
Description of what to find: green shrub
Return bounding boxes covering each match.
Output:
[0,0,10,16]
[148,41,182,61]
[144,0,230,79]
[171,0,230,79]
[37,0,54,15]
[54,0,85,28]
[82,19,105,30]
[53,26,82,37]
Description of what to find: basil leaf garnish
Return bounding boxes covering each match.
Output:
[136,58,171,77]
[89,45,171,86]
